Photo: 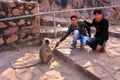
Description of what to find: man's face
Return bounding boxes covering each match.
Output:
[71,18,78,26]
[94,13,103,22]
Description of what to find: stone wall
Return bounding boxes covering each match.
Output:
[0,1,40,51]
[38,0,120,20]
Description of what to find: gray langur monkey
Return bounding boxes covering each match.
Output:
[10,38,54,69]
[39,38,54,64]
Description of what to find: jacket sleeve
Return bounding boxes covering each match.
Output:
[59,26,72,42]
[83,22,91,38]
[98,20,109,45]
[84,20,94,27]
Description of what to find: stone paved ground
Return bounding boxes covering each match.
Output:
[53,25,120,80]
[0,47,91,80]
[0,25,119,80]
[109,25,120,34]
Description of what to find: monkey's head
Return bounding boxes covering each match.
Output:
[43,38,50,45]
[45,39,49,44]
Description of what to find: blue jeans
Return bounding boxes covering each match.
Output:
[72,30,88,46]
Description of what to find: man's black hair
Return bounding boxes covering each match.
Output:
[70,15,78,20]
[93,9,102,15]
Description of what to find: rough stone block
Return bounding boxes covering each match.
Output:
[4,27,18,35]
[6,35,18,43]
[13,8,20,16]
[25,10,30,15]
[8,2,16,8]
[8,21,16,27]
[27,41,34,46]
[18,19,25,25]
[27,35,33,40]
[31,7,39,14]
[20,32,27,39]
[32,25,40,33]
[0,11,6,17]
[0,38,4,45]
[0,22,7,28]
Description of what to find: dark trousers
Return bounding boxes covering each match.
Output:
[86,38,107,51]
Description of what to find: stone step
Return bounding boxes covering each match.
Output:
[53,36,120,80]
[53,49,100,80]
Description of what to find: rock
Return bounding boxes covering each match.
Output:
[18,19,25,25]
[8,2,16,7]
[6,35,18,43]
[12,8,20,16]
[38,0,120,20]
[8,21,17,27]
[0,22,7,28]
[0,38,4,45]
[4,27,18,35]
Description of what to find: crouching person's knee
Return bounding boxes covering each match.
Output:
[73,30,79,35]
[86,39,90,45]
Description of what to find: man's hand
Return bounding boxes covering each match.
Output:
[96,44,102,52]
[79,19,85,22]
[55,41,61,48]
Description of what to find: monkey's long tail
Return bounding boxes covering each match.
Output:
[10,62,42,69]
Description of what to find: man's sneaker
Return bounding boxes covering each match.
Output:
[70,44,76,49]
[80,45,85,49]
[92,48,96,51]
[91,47,96,51]
[80,45,83,47]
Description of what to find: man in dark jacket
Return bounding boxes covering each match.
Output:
[56,15,91,49]
[85,9,109,52]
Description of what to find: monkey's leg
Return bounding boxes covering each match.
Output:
[40,52,48,63]
[39,54,44,63]
[46,54,54,64]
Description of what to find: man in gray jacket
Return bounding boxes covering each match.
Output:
[56,15,91,49]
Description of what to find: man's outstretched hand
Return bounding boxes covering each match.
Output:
[55,41,61,48]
